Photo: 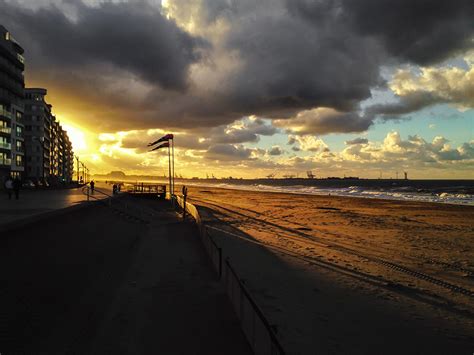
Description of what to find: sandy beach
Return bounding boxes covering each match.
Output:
[185,186,474,354]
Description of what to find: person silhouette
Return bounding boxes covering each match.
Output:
[4,177,13,200]
[13,177,21,200]
[90,180,95,193]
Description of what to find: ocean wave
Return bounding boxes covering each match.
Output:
[184,182,474,206]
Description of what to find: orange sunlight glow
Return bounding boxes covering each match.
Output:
[61,123,87,153]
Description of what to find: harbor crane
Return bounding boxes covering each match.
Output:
[307,170,315,179]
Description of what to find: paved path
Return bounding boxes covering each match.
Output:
[0,197,250,354]
[0,183,111,226]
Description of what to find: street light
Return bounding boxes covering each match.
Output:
[75,155,80,184]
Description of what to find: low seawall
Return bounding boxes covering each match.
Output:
[175,195,286,355]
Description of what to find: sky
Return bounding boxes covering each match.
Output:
[1,0,473,179]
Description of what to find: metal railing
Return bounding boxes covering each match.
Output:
[129,183,166,198]
[0,127,11,135]
[174,195,285,355]
[0,108,13,120]
[81,185,156,224]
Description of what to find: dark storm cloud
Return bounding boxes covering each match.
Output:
[341,0,474,65]
[345,138,369,145]
[288,0,474,65]
[0,0,207,90]
[268,146,283,156]
[205,144,254,161]
[221,4,383,116]
[209,118,277,144]
[1,0,472,134]
[275,108,374,135]
[367,92,441,118]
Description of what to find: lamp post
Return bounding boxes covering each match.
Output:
[75,156,80,184]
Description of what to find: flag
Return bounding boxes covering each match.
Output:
[147,133,174,147]
[149,142,170,152]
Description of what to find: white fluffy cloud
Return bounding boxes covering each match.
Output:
[287,135,329,152]
[369,51,474,117]
[340,132,474,165]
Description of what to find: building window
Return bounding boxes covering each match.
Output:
[16,126,23,138]
[16,111,23,121]
[15,154,23,167]
[0,136,10,149]
[0,152,10,165]
[16,140,23,152]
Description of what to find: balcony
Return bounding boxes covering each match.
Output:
[0,127,11,135]
[0,142,11,150]
[0,158,11,166]
[0,56,24,82]
[0,108,13,120]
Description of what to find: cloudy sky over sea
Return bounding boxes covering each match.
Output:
[1,0,473,178]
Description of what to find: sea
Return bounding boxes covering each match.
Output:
[121,178,474,206]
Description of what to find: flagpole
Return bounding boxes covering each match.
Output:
[168,142,172,200]
[172,138,175,197]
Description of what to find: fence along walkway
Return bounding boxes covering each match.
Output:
[175,195,286,355]
[81,186,157,224]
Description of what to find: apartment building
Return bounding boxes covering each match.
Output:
[0,25,25,181]
[1,26,75,185]
[24,88,74,184]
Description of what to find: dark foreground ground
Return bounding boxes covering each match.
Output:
[0,197,250,354]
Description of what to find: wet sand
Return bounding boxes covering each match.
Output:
[185,186,474,354]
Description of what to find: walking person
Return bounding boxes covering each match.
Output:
[90,180,95,193]
[13,177,21,200]
[4,177,13,200]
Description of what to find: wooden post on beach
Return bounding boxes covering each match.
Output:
[182,185,188,221]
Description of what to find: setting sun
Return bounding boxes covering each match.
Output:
[61,123,87,153]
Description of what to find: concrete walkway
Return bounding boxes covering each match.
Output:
[0,183,111,226]
[0,196,250,354]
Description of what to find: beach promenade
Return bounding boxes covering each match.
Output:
[0,183,111,226]
[0,193,250,354]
